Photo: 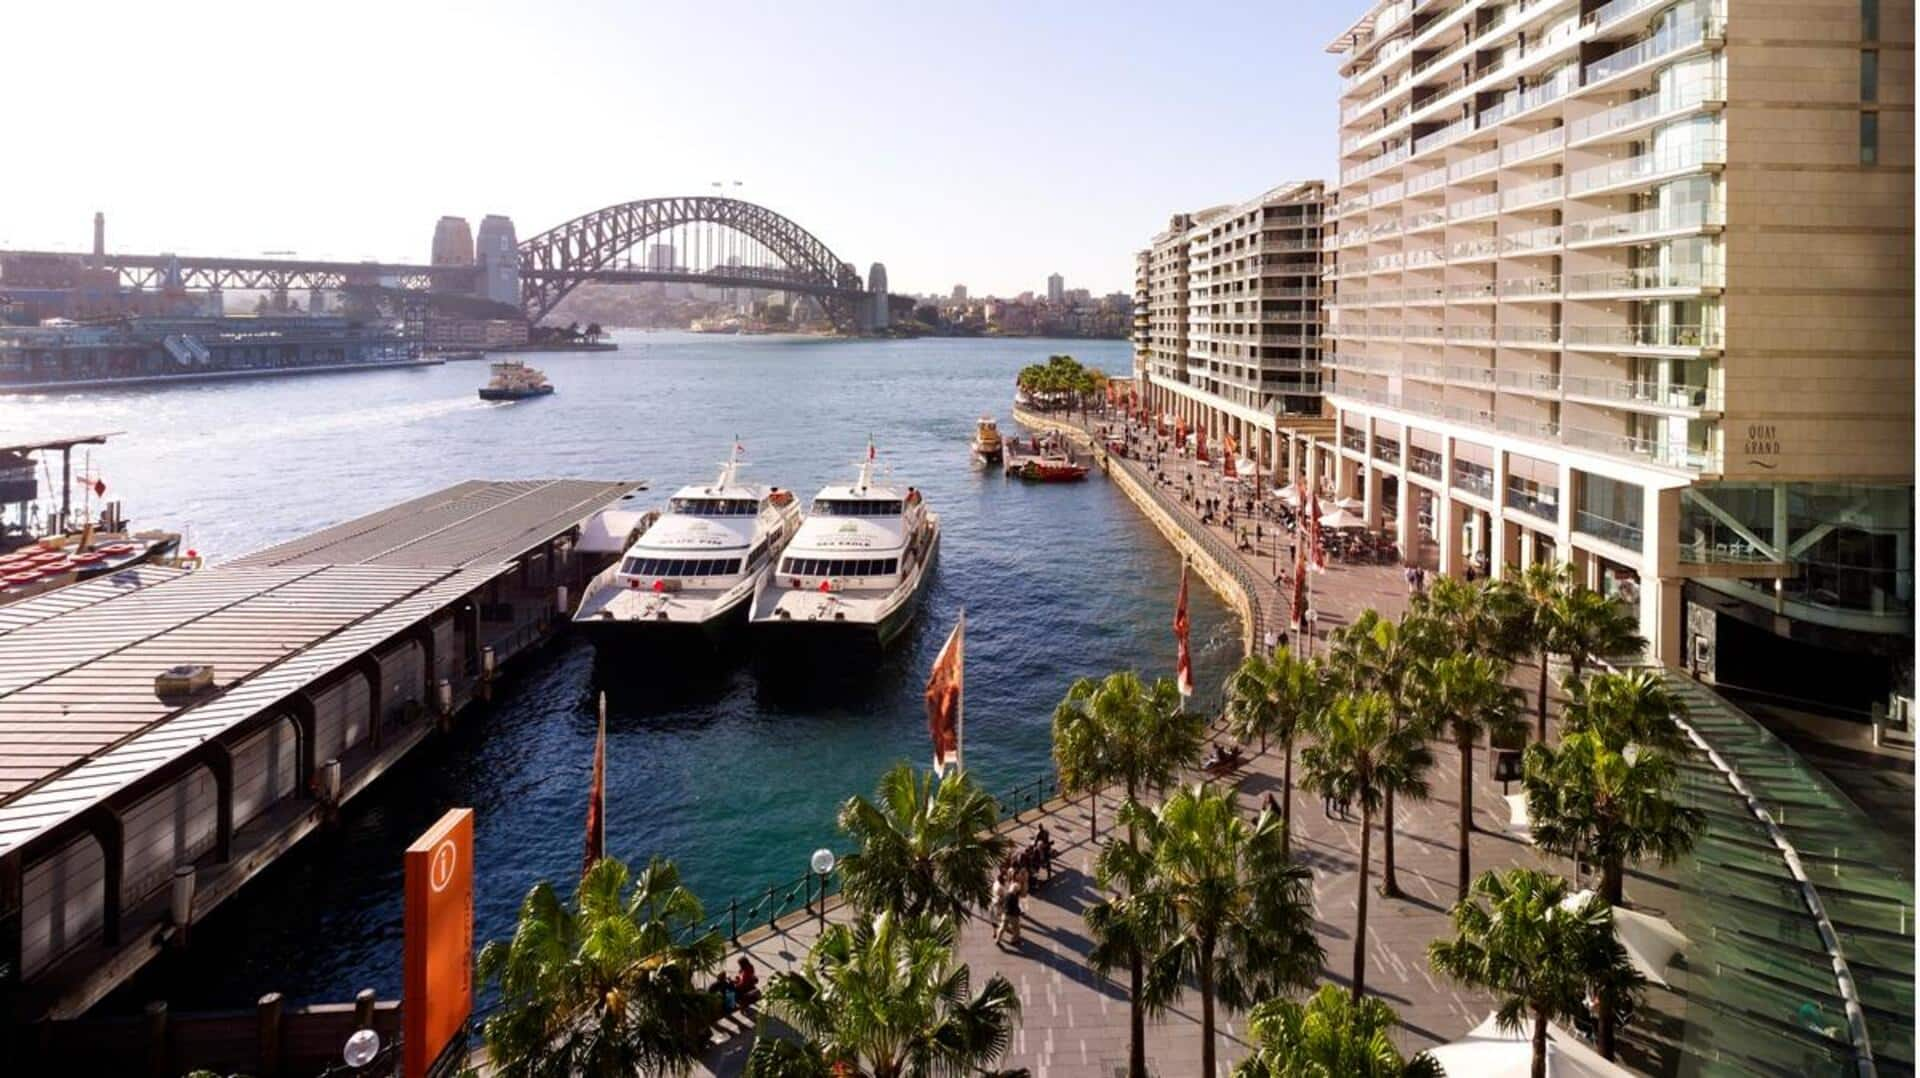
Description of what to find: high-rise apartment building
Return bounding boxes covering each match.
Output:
[1134,182,1330,472]
[1047,272,1066,304]
[1326,0,1912,700]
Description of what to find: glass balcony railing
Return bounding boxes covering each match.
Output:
[1495,412,1561,440]
[1410,446,1443,479]
[1494,368,1562,393]
[1453,463,1496,499]
[1571,79,1726,144]
[1501,125,1567,166]
[1562,372,1721,410]
[1506,481,1561,520]
[1584,16,1722,85]
[1375,438,1402,465]
[1448,146,1502,183]
[1565,200,1725,245]
[1502,176,1566,210]
[1445,323,1496,341]
[1499,274,1563,298]
[1450,191,1502,221]
[1406,167,1449,195]
[1563,425,1716,469]
[1576,507,1645,548]
[1569,138,1726,194]
[1498,324,1561,346]
[1565,322,1722,350]
[1564,262,1722,294]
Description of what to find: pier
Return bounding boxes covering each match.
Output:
[0,478,640,1021]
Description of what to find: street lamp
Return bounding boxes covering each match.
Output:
[811,848,836,930]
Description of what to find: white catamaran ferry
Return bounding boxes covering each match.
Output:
[572,444,800,642]
[749,442,939,648]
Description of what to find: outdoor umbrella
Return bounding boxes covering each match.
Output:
[1562,889,1688,988]
[1319,506,1368,530]
[1334,496,1365,512]
[1424,1013,1633,1078]
[1274,484,1303,507]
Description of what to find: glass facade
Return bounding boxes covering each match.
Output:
[1576,473,1646,549]
[1680,482,1914,619]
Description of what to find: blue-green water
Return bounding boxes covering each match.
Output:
[0,333,1239,1008]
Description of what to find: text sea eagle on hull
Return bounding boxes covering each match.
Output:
[572,444,800,642]
[749,443,939,649]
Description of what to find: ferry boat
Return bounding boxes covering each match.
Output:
[748,443,939,648]
[970,417,1004,464]
[478,359,554,401]
[572,445,800,642]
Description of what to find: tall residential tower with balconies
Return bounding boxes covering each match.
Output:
[1325,0,1912,703]
[1137,182,1331,468]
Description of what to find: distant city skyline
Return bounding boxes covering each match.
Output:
[0,1,1351,297]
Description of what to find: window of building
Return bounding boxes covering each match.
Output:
[1863,0,1880,39]
[1576,474,1645,549]
[1862,111,1880,165]
[1862,50,1879,101]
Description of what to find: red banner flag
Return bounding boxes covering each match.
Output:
[1292,540,1309,629]
[1174,560,1194,697]
[582,695,606,878]
[1306,487,1326,572]
[1197,427,1209,463]
[925,611,966,775]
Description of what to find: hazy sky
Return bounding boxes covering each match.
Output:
[1,1,1354,297]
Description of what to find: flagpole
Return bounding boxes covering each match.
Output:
[955,608,966,774]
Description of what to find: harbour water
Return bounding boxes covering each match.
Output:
[0,332,1239,1010]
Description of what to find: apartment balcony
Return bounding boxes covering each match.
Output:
[1478,71,1576,130]
[1498,274,1564,301]
[1565,200,1724,248]
[1450,191,1503,224]
[1406,167,1449,196]
[1570,136,1725,196]
[1448,146,1503,185]
[1570,79,1727,148]
[1498,324,1561,348]
[1494,412,1563,441]
[1501,125,1567,167]
[1501,175,1566,212]
[1409,445,1443,479]
[1576,508,1645,549]
[1563,424,1716,470]
[1506,479,1563,522]
[1445,323,1496,345]
[1564,262,1722,299]
[1580,14,1724,94]
[1565,322,1721,354]
[1562,372,1722,413]
[1444,363,1498,389]
[1494,368,1563,397]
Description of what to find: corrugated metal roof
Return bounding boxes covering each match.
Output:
[0,479,638,858]
[227,479,639,569]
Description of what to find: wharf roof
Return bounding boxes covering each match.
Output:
[0,478,639,859]
[0,432,121,457]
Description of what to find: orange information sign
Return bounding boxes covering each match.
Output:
[404,808,474,1078]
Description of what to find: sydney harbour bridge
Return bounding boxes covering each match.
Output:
[0,196,893,334]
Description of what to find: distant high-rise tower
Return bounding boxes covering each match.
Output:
[474,215,520,307]
[430,216,475,294]
[647,243,676,271]
[1046,272,1064,305]
[91,212,105,267]
[951,284,968,303]
[866,263,890,331]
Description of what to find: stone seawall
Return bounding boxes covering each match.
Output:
[1012,406,1255,657]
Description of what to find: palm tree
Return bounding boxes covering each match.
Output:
[477,857,724,1078]
[745,911,1020,1078]
[1523,728,1704,909]
[1326,609,1441,897]
[1429,869,1645,1078]
[1224,649,1326,857]
[1413,574,1513,658]
[836,763,1011,924]
[1098,785,1323,1078]
[1299,692,1433,1001]
[1052,671,1204,843]
[1561,669,1690,753]
[1234,985,1443,1078]
[1417,653,1527,900]
[1052,670,1205,1078]
[1551,587,1645,683]
[1505,561,1570,742]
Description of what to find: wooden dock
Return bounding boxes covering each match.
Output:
[0,479,641,1021]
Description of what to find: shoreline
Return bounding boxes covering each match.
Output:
[0,356,444,394]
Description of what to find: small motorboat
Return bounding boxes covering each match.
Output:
[970,417,1004,464]
[478,359,554,401]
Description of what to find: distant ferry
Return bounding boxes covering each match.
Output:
[690,317,741,334]
[749,442,939,648]
[478,359,554,401]
[971,417,1004,464]
[572,445,800,642]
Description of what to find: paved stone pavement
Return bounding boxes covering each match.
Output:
[696,410,1685,1077]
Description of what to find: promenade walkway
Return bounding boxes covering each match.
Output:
[695,408,1688,1077]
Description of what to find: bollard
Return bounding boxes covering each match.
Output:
[354,987,377,1030]
[436,677,453,716]
[144,1000,168,1078]
[319,759,342,805]
[169,866,195,942]
[555,584,570,616]
[257,992,285,1078]
[729,898,739,944]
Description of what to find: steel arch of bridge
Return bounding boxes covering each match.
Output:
[516,196,865,329]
